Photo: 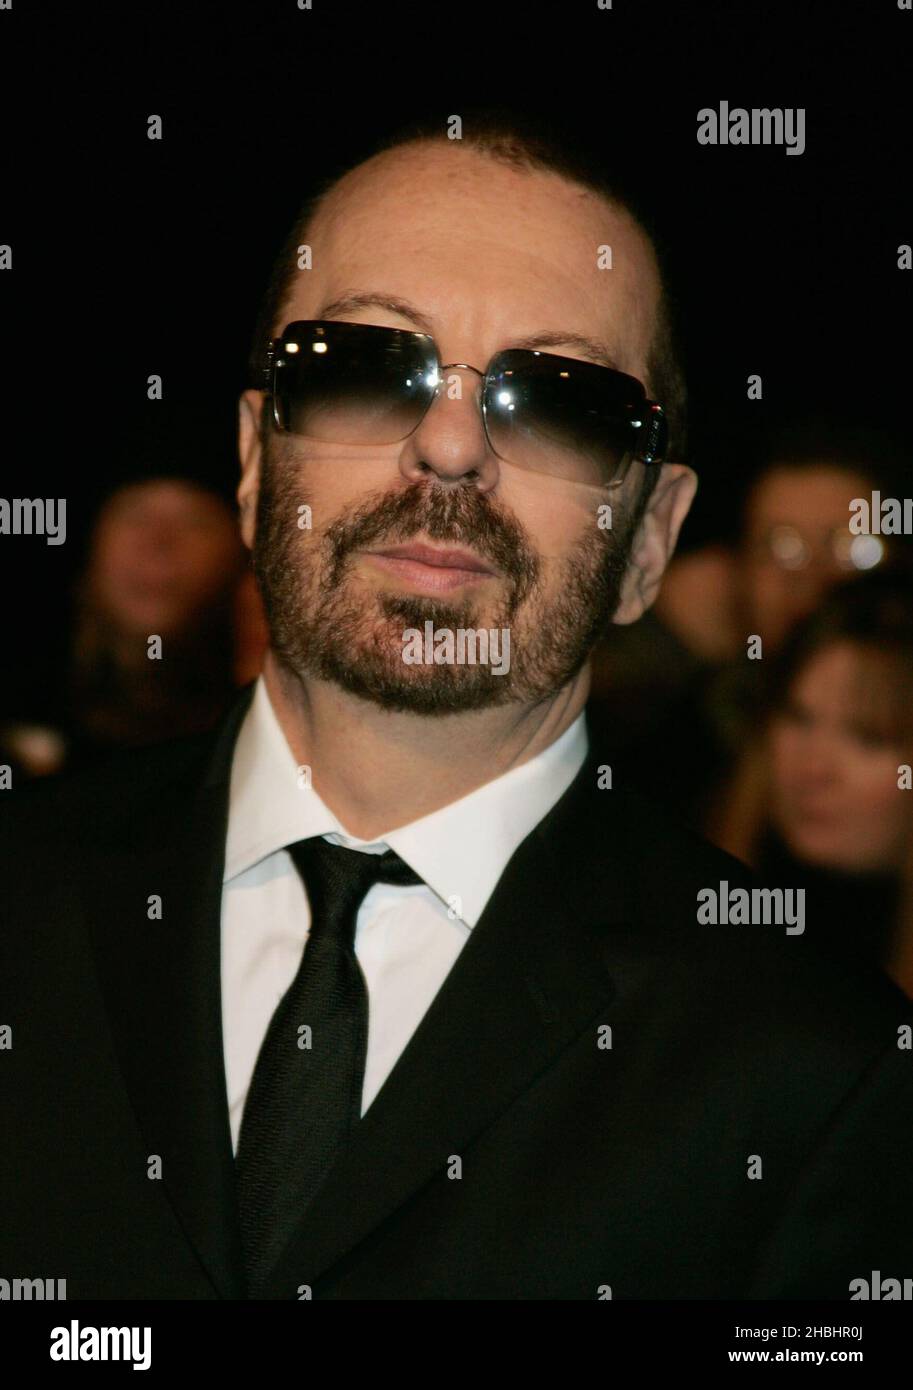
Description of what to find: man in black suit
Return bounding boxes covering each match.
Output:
[3,115,912,1300]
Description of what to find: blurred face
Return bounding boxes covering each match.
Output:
[740,465,875,652]
[769,640,913,873]
[86,480,242,635]
[238,142,696,714]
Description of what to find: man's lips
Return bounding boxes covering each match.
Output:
[360,541,499,593]
[367,542,496,574]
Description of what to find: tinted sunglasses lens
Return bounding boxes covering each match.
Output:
[275,323,437,444]
[484,351,641,486]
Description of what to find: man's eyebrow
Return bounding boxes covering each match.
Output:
[315,292,435,333]
[313,292,620,369]
[502,331,620,370]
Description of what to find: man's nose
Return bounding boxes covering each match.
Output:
[137,517,179,559]
[396,365,500,490]
[786,561,835,619]
[794,729,840,787]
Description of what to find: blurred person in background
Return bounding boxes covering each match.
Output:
[1,475,262,776]
[592,421,911,822]
[707,572,913,996]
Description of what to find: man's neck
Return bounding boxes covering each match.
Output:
[261,649,591,842]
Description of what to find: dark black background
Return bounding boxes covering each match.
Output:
[1,0,910,714]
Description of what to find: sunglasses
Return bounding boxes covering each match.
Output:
[260,320,668,489]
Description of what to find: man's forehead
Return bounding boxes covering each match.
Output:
[289,145,659,368]
[752,465,872,513]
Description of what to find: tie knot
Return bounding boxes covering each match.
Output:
[287,837,423,941]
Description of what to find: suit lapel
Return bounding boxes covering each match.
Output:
[263,755,632,1297]
[79,685,646,1300]
[81,685,256,1300]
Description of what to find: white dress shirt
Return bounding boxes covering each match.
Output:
[221,675,588,1153]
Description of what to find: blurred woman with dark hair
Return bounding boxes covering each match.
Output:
[708,570,913,995]
[0,476,267,778]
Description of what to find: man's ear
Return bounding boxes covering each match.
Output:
[613,462,699,625]
[237,389,265,551]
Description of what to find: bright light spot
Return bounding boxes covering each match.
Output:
[850,535,884,570]
[286,342,300,353]
[770,526,809,569]
[497,390,513,406]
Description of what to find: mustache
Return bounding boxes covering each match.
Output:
[322,480,538,585]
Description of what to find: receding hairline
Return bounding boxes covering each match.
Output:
[277,136,663,340]
[310,136,653,229]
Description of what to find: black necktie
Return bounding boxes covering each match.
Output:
[234,837,423,1297]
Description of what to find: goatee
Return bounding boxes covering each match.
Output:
[252,437,638,714]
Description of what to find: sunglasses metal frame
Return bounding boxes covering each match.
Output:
[259,319,669,477]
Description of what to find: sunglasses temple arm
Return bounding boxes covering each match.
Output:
[638,403,668,464]
[260,341,277,393]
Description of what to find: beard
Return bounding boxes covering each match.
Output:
[251,434,640,715]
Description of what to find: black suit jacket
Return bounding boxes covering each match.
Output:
[2,682,912,1299]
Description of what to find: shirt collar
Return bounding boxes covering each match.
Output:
[224,674,588,928]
